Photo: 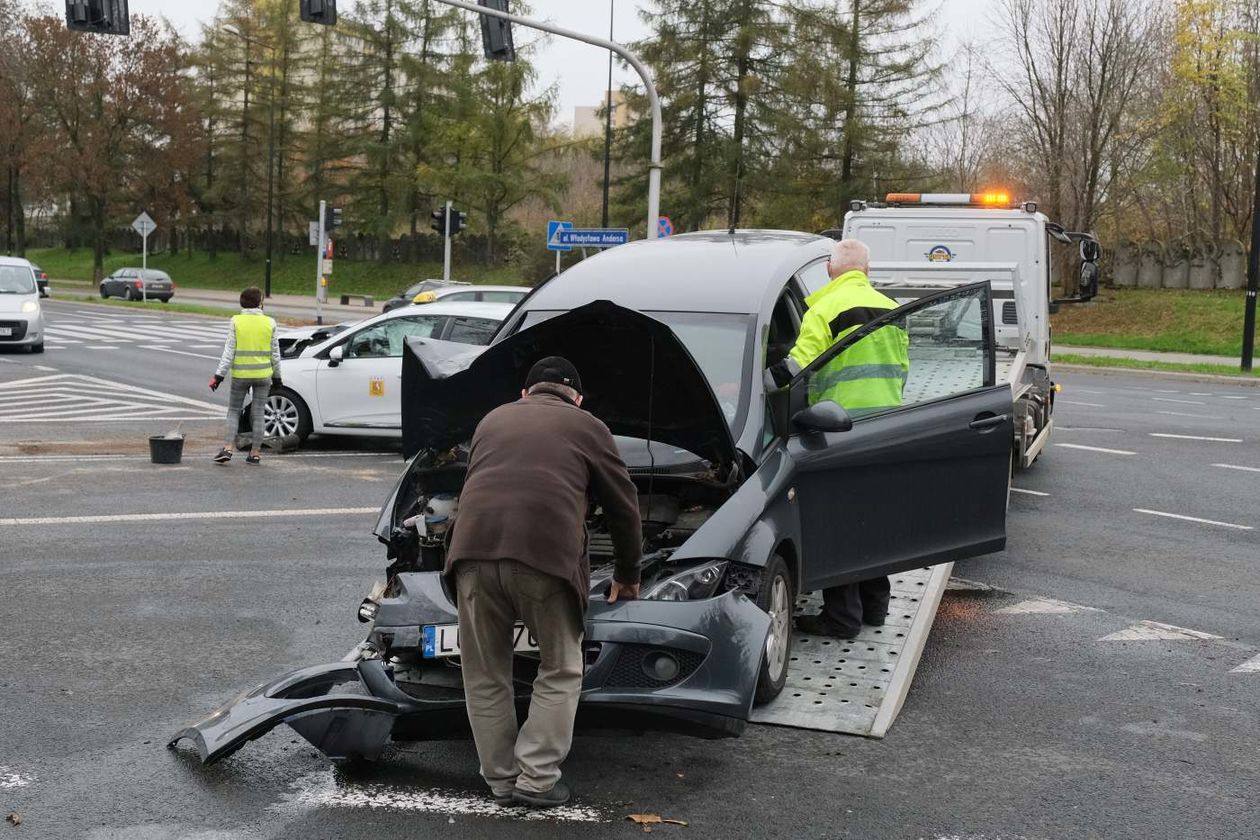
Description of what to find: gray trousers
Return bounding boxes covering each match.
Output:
[454,559,584,796]
[225,379,270,450]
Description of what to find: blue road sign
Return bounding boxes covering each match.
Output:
[547,219,573,252]
[555,228,630,248]
[657,215,674,239]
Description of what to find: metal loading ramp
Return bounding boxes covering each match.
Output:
[750,562,952,738]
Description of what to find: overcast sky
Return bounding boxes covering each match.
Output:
[124,0,998,124]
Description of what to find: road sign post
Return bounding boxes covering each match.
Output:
[132,212,156,303]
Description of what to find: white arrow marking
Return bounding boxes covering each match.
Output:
[1230,654,1260,673]
[1099,621,1222,642]
[997,598,1097,615]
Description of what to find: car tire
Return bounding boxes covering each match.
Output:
[753,553,794,705]
[125,287,137,301]
[29,342,44,354]
[99,285,109,298]
[160,297,170,303]
[240,386,312,444]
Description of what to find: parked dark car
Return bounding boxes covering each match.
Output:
[29,264,49,298]
[171,231,1014,765]
[100,268,174,302]
[381,279,471,312]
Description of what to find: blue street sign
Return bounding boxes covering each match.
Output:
[547,219,573,252]
[657,215,674,239]
[555,228,631,248]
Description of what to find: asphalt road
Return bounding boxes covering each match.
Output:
[2,312,1257,839]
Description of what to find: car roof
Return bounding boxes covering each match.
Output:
[0,256,33,268]
[436,284,530,294]
[384,300,515,318]
[522,230,832,315]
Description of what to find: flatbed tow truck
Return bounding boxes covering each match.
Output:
[756,192,1099,737]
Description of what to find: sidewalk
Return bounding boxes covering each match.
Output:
[1055,344,1240,368]
[55,279,381,322]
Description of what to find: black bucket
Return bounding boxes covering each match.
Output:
[149,435,185,465]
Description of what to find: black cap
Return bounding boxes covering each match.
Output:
[525,356,583,394]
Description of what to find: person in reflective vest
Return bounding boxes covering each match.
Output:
[209,286,281,465]
[775,239,910,639]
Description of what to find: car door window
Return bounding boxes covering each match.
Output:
[446,316,499,345]
[767,289,803,368]
[345,316,443,358]
[797,282,994,418]
[480,291,524,303]
[797,258,831,295]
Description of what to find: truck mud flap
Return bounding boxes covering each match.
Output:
[168,660,426,765]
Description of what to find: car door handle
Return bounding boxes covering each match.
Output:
[969,413,1009,431]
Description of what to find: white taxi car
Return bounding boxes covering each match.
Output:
[248,300,513,445]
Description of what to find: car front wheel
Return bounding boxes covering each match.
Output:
[99,285,109,298]
[753,553,794,705]
[240,387,313,443]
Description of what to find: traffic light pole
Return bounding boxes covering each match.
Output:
[315,200,327,326]
[443,200,453,282]
[433,0,662,238]
[1242,138,1260,373]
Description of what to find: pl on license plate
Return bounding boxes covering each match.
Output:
[422,622,539,658]
[0,327,11,336]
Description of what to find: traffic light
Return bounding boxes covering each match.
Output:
[448,210,468,236]
[430,208,448,235]
[478,0,516,62]
[300,0,337,25]
[324,207,343,233]
[65,0,130,35]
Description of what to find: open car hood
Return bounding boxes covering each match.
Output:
[401,300,739,470]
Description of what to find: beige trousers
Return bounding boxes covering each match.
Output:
[454,559,585,796]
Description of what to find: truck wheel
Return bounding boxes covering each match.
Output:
[753,554,794,705]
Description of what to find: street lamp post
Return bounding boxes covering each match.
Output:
[225,26,278,299]
[601,0,614,229]
[1242,138,1260,373]
[433,0,662,238]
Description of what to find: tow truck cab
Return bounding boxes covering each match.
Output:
[842,192,1100,469]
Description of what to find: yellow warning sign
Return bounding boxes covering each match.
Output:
[369,378,385,397]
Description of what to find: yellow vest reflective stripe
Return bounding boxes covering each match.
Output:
[790,270,910,411]
[231,313,274,379]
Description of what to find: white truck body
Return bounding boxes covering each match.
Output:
[843,204,1073,469]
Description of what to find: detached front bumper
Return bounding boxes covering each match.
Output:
[171,585,769,765]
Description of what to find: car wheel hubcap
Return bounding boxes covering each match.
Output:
[765,574,791,680]
[264,394,299,437]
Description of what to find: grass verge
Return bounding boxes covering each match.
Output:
[1052,352,1260,379]
[28,248,521,298]
[56,295,308,325]
[1051,288,1252,357]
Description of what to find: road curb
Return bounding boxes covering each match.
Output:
[1055,363,1260,388]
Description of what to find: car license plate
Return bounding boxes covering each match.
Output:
[0,327,10,336]
[422,622,539,658]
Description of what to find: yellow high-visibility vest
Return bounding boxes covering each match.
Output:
[231,313,275,379]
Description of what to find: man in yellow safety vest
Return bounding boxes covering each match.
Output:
[210,286,281,465]
[773,239,910,639]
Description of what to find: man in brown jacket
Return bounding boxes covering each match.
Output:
[445,356,642,809]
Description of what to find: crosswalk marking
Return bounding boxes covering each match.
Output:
[41,309,229,351]
[0,373,221,422]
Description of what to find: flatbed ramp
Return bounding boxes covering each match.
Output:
[751,562,952,738]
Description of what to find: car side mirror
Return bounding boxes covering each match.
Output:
[328,345,344,367]
[792,400,852,434]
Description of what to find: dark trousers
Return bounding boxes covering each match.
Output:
[822,576,891,635]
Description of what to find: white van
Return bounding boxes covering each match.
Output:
[0,256,45,353]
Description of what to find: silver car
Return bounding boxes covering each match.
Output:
[0,256,45,353]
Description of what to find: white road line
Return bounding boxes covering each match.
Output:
[1,415,223,423]
[997,597,1097,614]
[1219,395,1250,400]
[0,507,379,526]
[1189,392,1212,396]
[1133,508,1252,531]
[0,767,34,789]
[1212,463,1260,473]
[1100,620,1223,642]
[0,374,222,410]
[1152,397,1206,406]
[0,452,393,463]
[1154,389,1181,393]
[1058,426,1125,433]
[84,345,120,350]
[1055,443,1136,456]
[1230,653,1260,673]
[1059,400,1105,407]
[142,345,220,360]
[1149,433,1242,443]
[1157,410,1225,420]
[1010,487,1050,497]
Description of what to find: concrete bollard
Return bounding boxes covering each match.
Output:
[1113,241,1139,288]
[1163,241,1190,289]
[1138,242,1164,289]
[1219,239,1246,290]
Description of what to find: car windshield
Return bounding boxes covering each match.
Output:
[0,266,36,294]
[517,309,753,434]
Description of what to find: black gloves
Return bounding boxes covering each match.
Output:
[209,375,224,392]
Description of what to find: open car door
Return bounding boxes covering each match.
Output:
[784,282,1011,591]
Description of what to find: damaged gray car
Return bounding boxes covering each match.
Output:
[170,231,1012,765]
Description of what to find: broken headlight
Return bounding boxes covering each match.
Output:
[642,560,727,602]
